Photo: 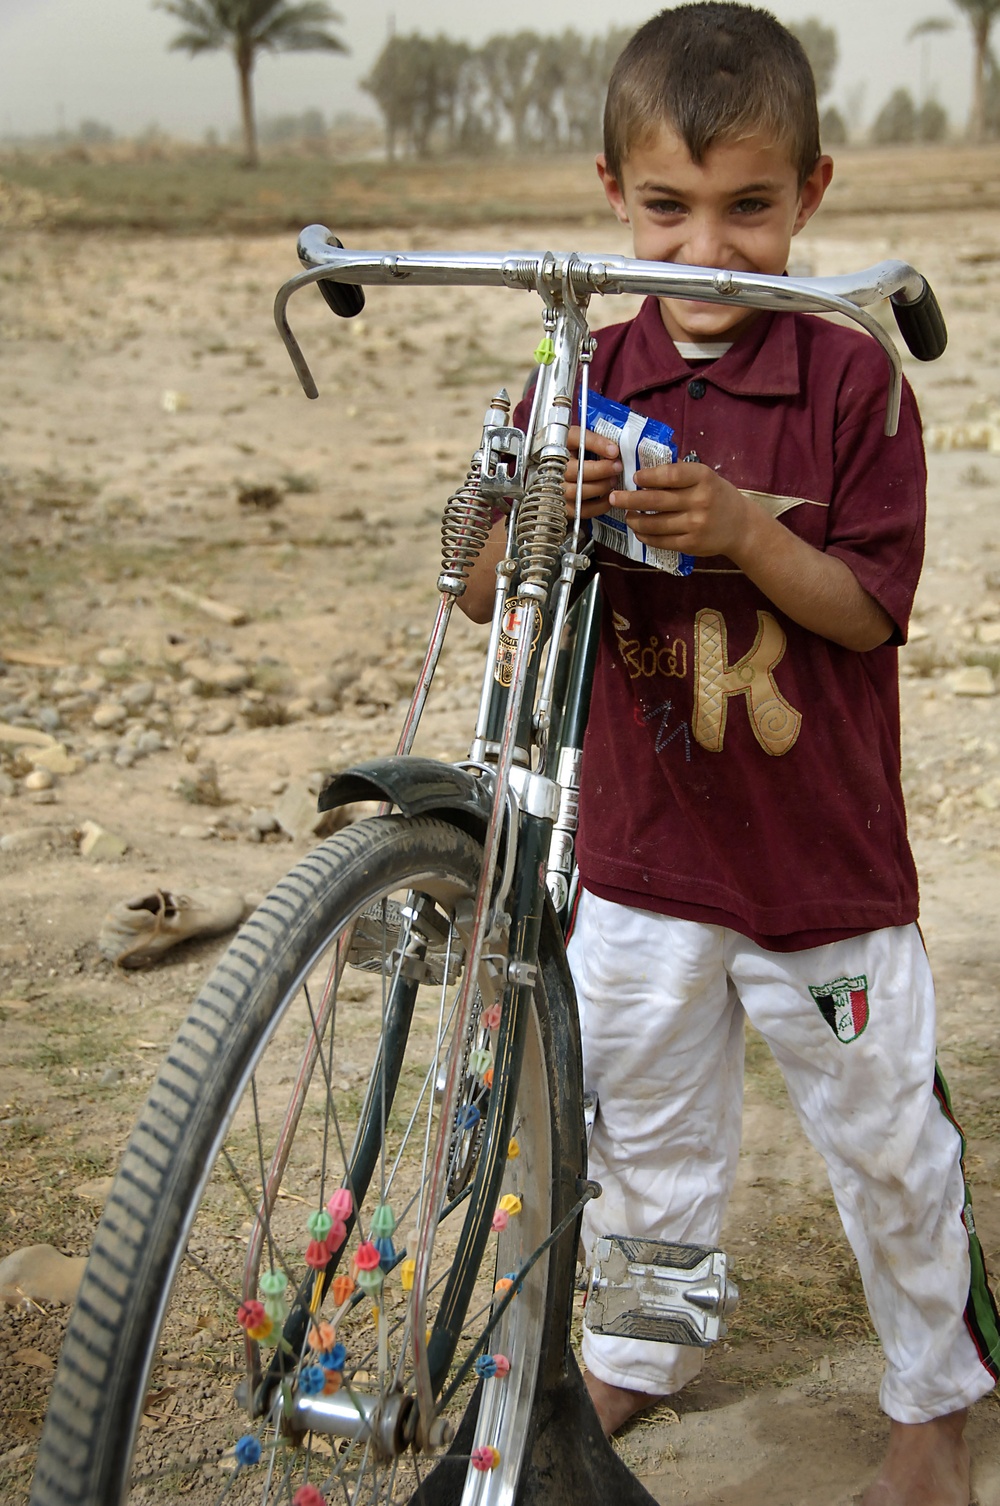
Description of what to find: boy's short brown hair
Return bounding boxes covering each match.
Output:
[604,2,821,186]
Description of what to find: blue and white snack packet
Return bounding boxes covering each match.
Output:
[579,391,695,577]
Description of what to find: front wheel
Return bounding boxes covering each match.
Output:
[31,815,583,1506]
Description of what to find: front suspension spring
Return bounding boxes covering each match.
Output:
[514,451,569,595]
[438,461,493,596]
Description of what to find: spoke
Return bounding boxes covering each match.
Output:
[251,1076,278,1273]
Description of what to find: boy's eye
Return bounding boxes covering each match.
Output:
[732,197,769,215]
[644,198,686,216]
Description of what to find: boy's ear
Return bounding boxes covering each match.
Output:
[793,154,834,235]
[596,154,631,225]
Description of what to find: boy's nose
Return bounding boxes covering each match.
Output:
[683,218,730,270]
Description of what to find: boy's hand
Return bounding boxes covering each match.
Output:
[618,460,751,559]
[564,426,621,518]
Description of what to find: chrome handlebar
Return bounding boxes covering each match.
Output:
[275,225,947,436]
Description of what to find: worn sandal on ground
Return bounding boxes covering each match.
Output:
[98,887,247,969]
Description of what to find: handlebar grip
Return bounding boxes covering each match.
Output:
[890,279,947,361]
[315,234,365,319]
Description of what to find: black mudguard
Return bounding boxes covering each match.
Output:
[318,756,493,842]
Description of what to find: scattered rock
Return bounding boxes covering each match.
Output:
[96,647,130,669]
[178,823,213,839]
[248,808,280,836]
[32,743,81,775]
[952,665,996,697]
[286,696,312,720]
[136,729,164,755]
[121,680,155,708]
[24,768,54,791]
[0,826,56,853]
[202,709,234,736]
[0,771,17,797]
[30,788,58,805]
[0,721,55,749]
[0,1243,88,1307]
[92,701,127,729]
[181,657,250,693]
[79,820,129,861]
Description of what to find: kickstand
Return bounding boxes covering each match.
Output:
[410,1349,659,1506]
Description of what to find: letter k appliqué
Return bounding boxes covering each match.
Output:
[692,608,802,756]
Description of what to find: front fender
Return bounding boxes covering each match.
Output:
[318,756,493,842]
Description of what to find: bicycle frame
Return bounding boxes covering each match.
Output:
[274,233,943,1446]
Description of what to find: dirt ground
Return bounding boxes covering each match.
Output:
[2,155,1000,1503]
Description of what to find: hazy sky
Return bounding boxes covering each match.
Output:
[0,0,976,141]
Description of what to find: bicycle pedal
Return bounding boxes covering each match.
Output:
[584,1236,738,1347]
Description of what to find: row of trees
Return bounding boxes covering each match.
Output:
[360,20,839,161]
[361,29,631,159]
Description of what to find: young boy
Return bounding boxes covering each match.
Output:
[459,5,999,1501]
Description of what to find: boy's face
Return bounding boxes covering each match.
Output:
[597,127,832,345]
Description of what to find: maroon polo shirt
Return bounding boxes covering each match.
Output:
[543,297,926,949]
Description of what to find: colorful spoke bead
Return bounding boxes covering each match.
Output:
[235,1434,262,1466]
[491,1209,509,1232]
[493,1354,511,1376]
[259,1269,288,1297]
[507,1138,520,1159]
[326,1188,353,1222]
[455,1103,480,1131]
[323,1369,342,1395]
[468,1047,492,1075]
[474,1354,507,1379]
[533,334,556,366]
[484,1068,494,1088]
[263,1296,286,1323]
[304,1239,329,1270]
[370,1203,396,1238]
[373,1235,396,1270]
[471,1445,501,1471]
[331,1274,355,1306]
[354,1241,380,1271]
[326,1218,347,1254]
[498,1194,522,1216]
[481,1003,503,1030]
[297,1364,327,1396]
[237,1299,265,1331]
[309,1321,336,1352]
[246,1318,273,1341]
[320,1341,347,1372]
[400,1258,415,1291]
[292,1486,327,1506]
[307,1209,333,1241]
[356,1266,384,1295]
[493,1276,513,1296]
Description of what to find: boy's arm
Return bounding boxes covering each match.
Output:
[457,517,507,624]
[624,461,893,652]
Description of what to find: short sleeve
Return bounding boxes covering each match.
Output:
[824,353,926,644]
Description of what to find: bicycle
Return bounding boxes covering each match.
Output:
[29,234,946,1506]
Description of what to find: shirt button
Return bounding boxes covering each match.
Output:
[687,378,707,399]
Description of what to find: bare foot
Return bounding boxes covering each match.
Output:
[584,1372,667,1437]
[861,1409,970,1506]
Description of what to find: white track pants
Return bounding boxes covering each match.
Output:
[569,890,999,1422]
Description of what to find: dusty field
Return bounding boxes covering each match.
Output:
[2,151,1000,1503]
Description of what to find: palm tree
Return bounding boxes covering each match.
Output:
[948,0,1000,140]
[155,0,347,167]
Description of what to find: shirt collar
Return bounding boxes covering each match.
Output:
[613,294,801,402]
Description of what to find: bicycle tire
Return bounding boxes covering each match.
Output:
[30,814,583,1506]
